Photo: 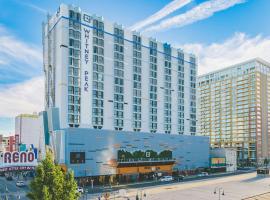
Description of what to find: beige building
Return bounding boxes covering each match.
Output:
[198,58,270,164]
[15,113,40,147]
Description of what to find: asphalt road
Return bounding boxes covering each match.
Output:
[111,172,270,200]
[0,177,28,200]
[85,170,256,199]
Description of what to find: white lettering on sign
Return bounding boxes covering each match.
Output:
[84,28,90,92]
[84,28,90,64]
[84,71,89,92]
[83,14,92,23]
[0,151,38,169]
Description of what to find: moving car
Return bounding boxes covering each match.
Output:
[159,176,173,182]
[77,186,84,193]
[197,172,209,177]
[16,180,26,187]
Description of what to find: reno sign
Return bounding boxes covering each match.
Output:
[0,151,38,170]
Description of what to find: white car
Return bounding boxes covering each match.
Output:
[160,176,173,182]
[197,172,209,177]
[16,181,25,187]
[77,187,84,193]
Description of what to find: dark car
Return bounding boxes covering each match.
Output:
[6,176,13,181]
[176,175,185,181]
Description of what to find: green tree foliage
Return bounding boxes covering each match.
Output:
[27,153,80,200]
[133,150,145,159]
[117,149,173,160]
[118,150,133,160]
[158,150,172,159]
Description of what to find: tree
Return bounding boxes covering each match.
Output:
[27,152,80,200]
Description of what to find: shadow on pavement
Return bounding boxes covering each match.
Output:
[241,176,268,183]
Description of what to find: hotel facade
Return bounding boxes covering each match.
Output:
[198,58,270,164]
[40,4,211,181]
[43,4,197,135]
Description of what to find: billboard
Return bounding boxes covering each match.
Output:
[118,150,173,161]
[0,146,38,171]
[211,157,226,168]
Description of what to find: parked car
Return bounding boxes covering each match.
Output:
[77,186,84,193]
[176,175,185,181]
[16,181,26,187]
[197,172,209,177]
[160,176,174,182]
[6,176,13,181]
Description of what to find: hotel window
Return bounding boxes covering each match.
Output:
[149,41,157,133]
[190,56,197,134]
[113,27,125,130]
[177,51,185,134]
[163,43,172,134]
[68,10,81,128]
[70,152,85,164]
[92,19,104,129]
[132,34,142,132]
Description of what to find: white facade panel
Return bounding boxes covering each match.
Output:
[80,18,93,128]
[15,115,40,148]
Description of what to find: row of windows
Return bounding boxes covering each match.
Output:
[68,12,81,126]
[113,27,125,130]
[163,44,172,133]
[92,20,105,129]
[133,35,142,131]
[66,14,194,132]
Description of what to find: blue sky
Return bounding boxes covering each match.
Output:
[0,0,270,135]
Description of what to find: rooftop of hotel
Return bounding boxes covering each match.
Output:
[47,3,196,58]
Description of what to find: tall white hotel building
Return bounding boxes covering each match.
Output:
[43,4,197,135]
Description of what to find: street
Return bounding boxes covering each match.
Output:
[0,177,28,200]
[124,172,270,200]
[87,172,270,200]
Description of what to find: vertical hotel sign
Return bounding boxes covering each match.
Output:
[84,28,90,92]
[80,13,92,127]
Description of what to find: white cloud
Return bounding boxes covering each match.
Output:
[129,0,192,31]
[0,76,44,118]
[0,24,42,81]
[144,0,245,32]
[16,1,47,14]
[0,32,42,69]
[180,32,270,75]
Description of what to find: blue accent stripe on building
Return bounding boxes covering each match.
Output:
[47,16,197,66]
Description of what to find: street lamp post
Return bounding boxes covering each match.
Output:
[214,187,225,200]
[5,184,9,200]
[136,189,146,200]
